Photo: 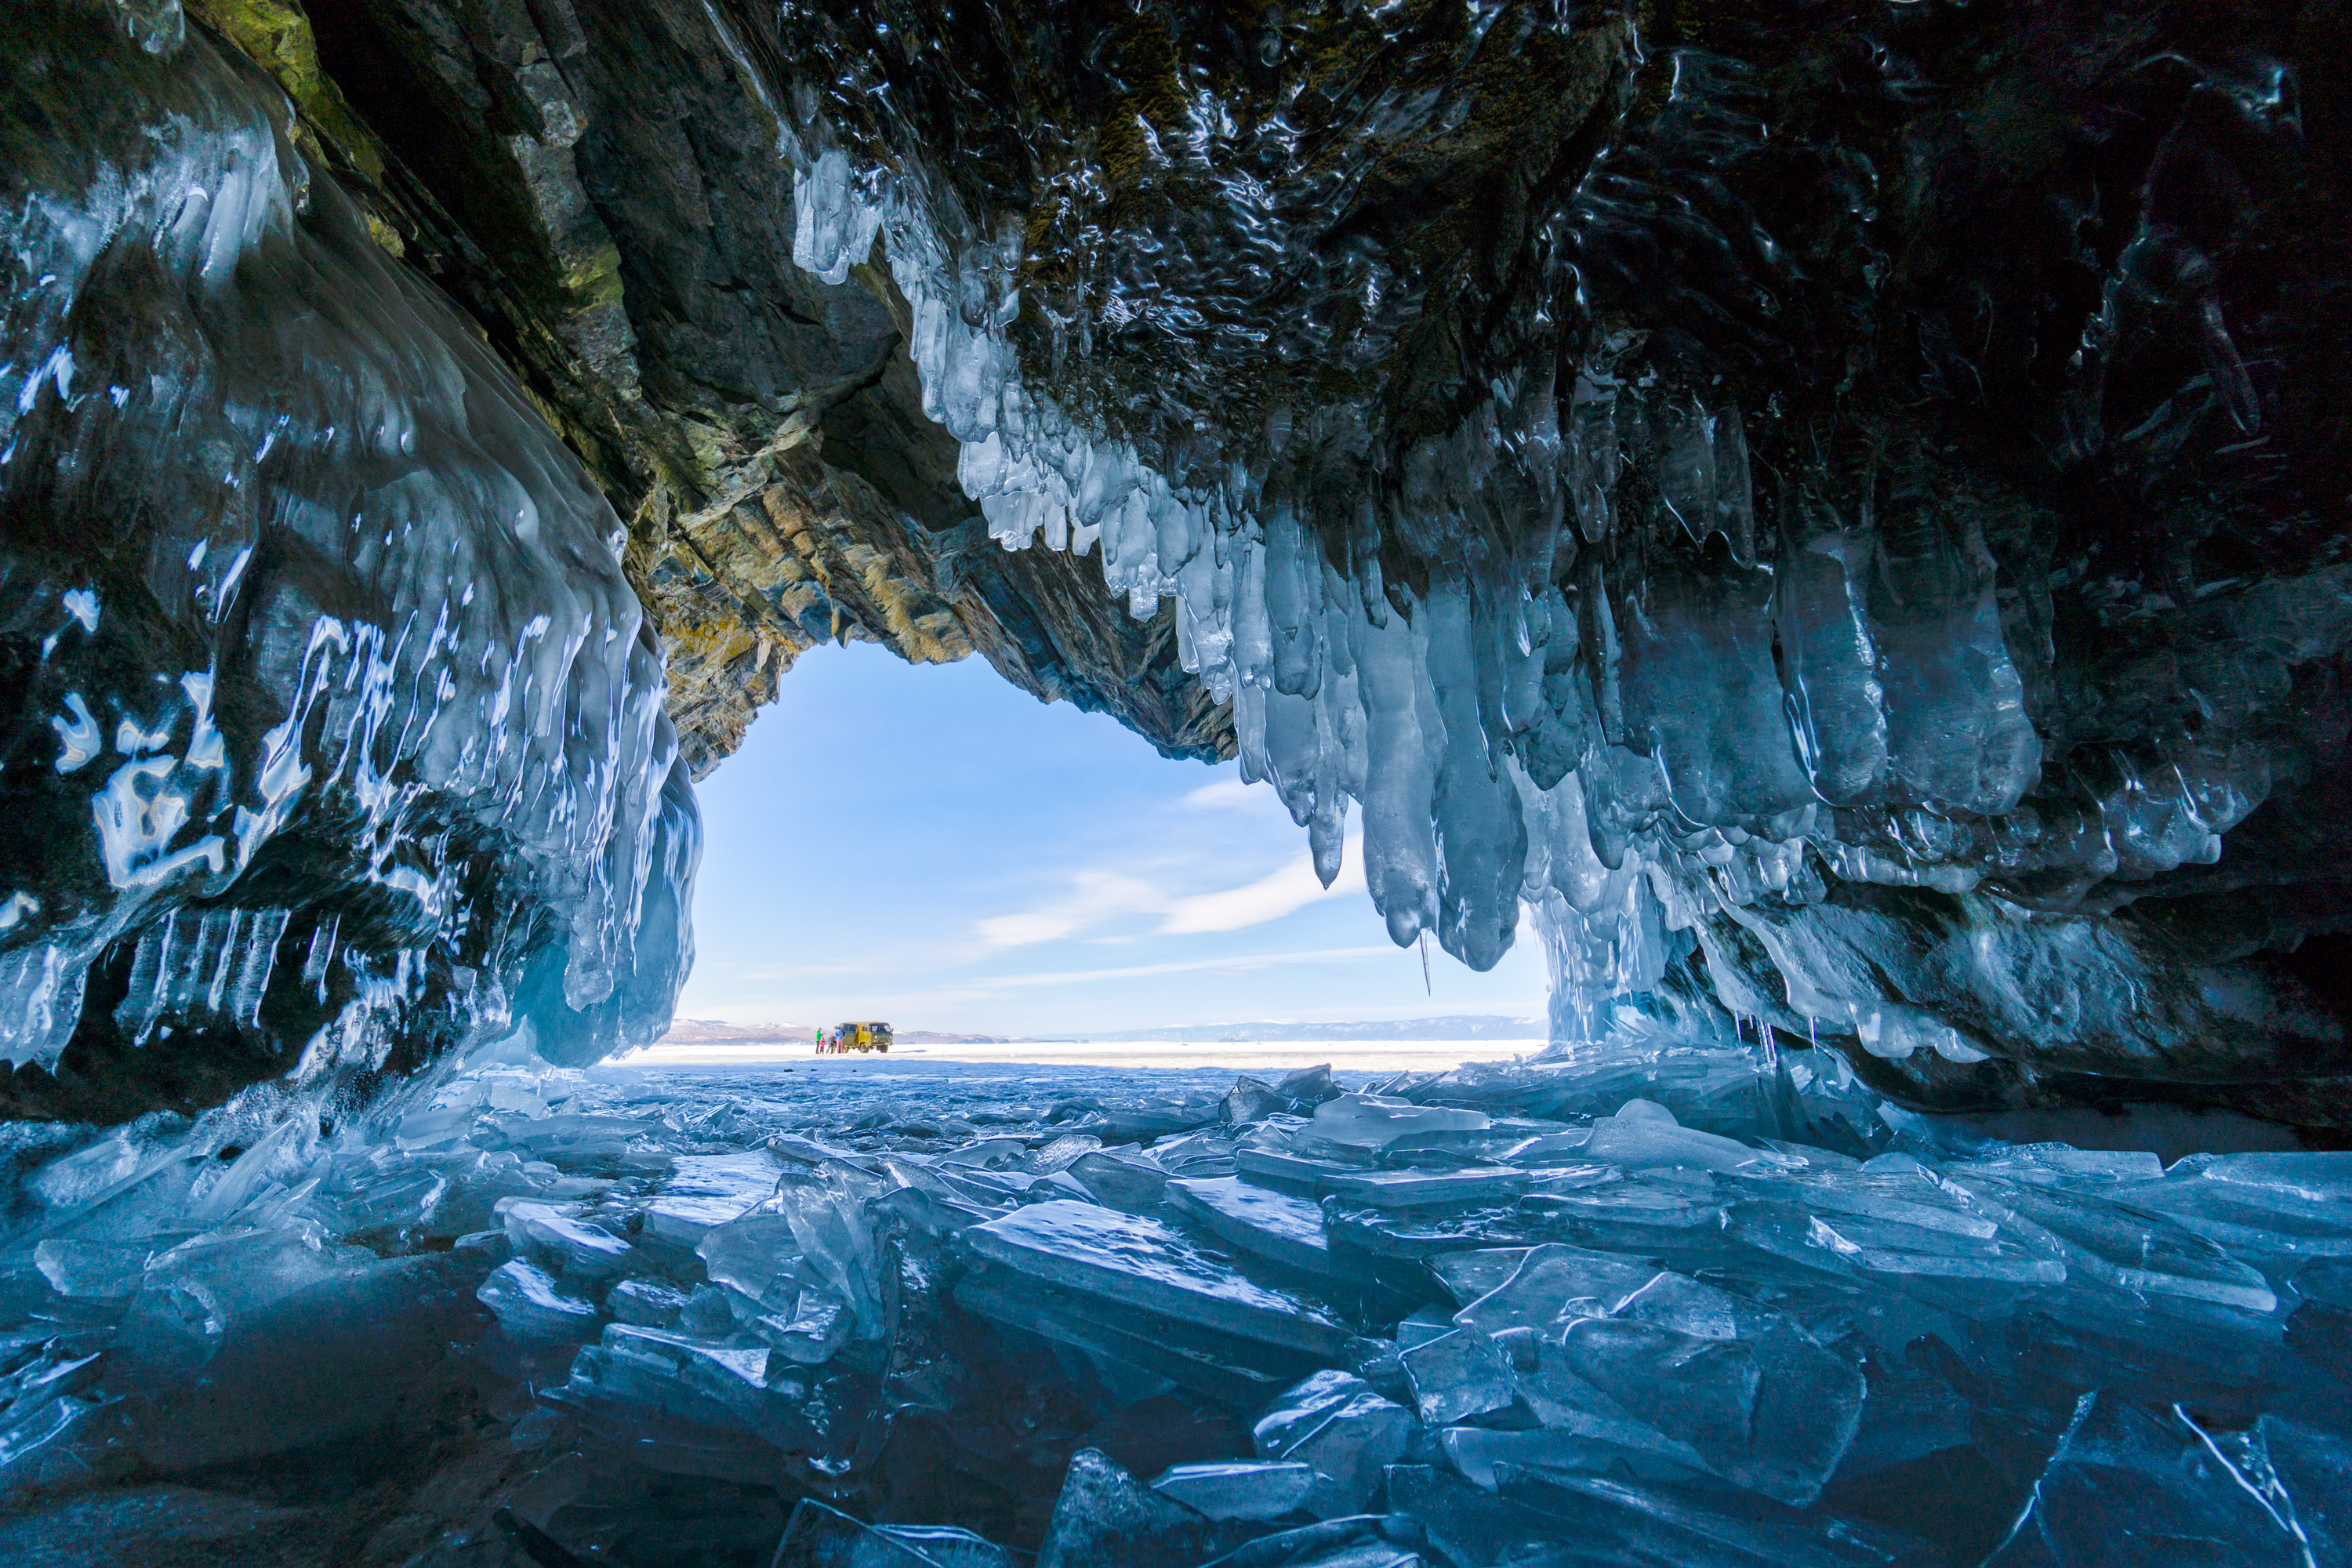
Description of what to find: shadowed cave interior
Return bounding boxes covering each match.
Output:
[3,1,2352,1563]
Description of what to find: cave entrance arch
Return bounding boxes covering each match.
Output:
[671,641,1550,1051]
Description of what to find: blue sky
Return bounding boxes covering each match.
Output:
[672,641,1550,1036]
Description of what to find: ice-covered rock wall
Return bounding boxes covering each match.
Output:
[0,0,697,1122]
[753,0,2352,1125]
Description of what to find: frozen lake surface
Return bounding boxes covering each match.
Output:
[3,1032,2346,1567]
[618,1037,1543,1076]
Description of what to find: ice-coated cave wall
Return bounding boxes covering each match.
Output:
[0,0,698,1122]
[6,0,2352,1131]
[757,0,2352,1128]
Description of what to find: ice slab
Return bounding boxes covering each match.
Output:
[771,1501,1017,1567]
[699,1214,803,1305]
[1066,1151,1172,1214]
[477,1259,599,1342]
[1425,1250,1535,1307]
[1952,1174,2281,1311]
[1275,1066,1345,1105]
[1385,1463,1592,1568]
[32,1240,150,1301]
[1397,1307,1456,1349]
[1222,1078,1285,1125]
[1323,1167,1530,1208]
[561,1322,825,1454]
[1584,1114,1773,1173]
[1237,1148,1370,1189]
[1399,1328,1518,1425]
[1192,1521,1423,1567]
[1320,1203,1529,1261]
[504,1202,635,1280]
[1253,1370,1417,1517]
[642,1193,760,1250]
[1496,1465,1937,1567]
[951,1261,1299,1406]
[965,1202,1352,1358]
[1312,1095,1492,1149]
[1439,1425,1650,1490]
[668,1149,786,1196]
[1987,1394,2313,1566]
[1167,1176,1356,1277]
[1149,1461,1318,1520]
[1557,1314,1864,1507]
[2117,1177,2352,1261]
[1035,1449,1249,1568]
[1795,1212,2071,1284]
[1518,1174,1728,1253]
[1147,1130,1243,1177]
[1030,1134,1105,1174]
[1500,1132,1597,1164]
[609,1279,691,1330]
[1453,1246,1661,1338]
[1953,1146,2167,1185]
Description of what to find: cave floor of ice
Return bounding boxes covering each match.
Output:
[2,1038,2347,1567]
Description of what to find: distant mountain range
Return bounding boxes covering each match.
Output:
[1058,1016,1544,1043]
[658,1015,1542,1046]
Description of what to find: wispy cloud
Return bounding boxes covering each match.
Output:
[1180,778,1268,811]
[1160,840,1363,933]
[973,871,1166,948]
[972,837,1362,947]
[985,944,1401,989]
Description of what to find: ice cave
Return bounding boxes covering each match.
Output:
[3,0,2350,1562]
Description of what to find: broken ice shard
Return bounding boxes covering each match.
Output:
[1451,1245,1661,1337]
[1167,1174,1362,1277]
[1559,1315,1862,1506]
[1987,1396,2315,1566]
[1582,1099,1773,1173]
[503,1201,636,1281]
[1236,1146,1370,1189]
[1034,1448,1248,1568]
[477,1259,601,1345]
[1312,1094,1492,1149]
[1439,1425,1639,1489]
[962,1201,1351,1358]
[1065,1150,1173,1213]
[1149,1460,1318,1521]
[1252,1370,1417,1517]
[1384,1463,1604,1568]
[1399,1327,1519,1425]
[771,1500,1018,1567]
[1321,1167,1530,1208]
